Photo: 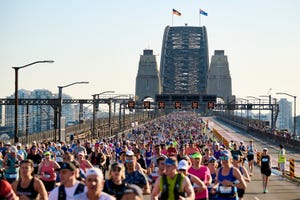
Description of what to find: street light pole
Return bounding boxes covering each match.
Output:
[246,96,261,122]
[92,91,115,139]
[58,81,89,142]
[13,60,54,144]
[276,92,297,138]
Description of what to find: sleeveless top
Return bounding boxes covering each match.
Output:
[16,178,39,199]
[217,167,237,198]
[261,155,271,170]
[159,174,184,200]
[79,160,89,172]
[90,152,103,166]
[247,145,254,155]
[278,149,286,163]
[40,160,56,181]
[5,154,18,178]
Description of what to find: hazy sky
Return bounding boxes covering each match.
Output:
[1,1,299,113]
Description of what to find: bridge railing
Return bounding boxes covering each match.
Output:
[5,110,161,145]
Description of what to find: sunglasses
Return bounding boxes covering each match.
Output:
[112,168,121,172]
[179,169,186,172]
[125,159,133,163]
[220,156,229,161]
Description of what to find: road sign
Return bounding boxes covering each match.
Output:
[143,101,151,109]
[208,101,215,109]
[128,100,135,109]
[174,101,182,109]
[191,101,199,109]
[158,101,166,109]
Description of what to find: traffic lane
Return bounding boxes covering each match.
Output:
[209,117,300,177]
[243,166,300,200]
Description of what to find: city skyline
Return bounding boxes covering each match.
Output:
[1,1,299,113]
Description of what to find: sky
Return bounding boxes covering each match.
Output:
[1,1,300,113]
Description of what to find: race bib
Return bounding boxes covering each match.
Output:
[43,174,51,178]
[219,186,232,194]
[8,174,18,179]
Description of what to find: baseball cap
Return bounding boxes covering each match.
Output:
[78,151,85,156]
[5,142,11,146]
[263,147,268,151]
[220,150,231,158]
[192,152,202,159]
[16,143,21,147]
[126,150,134,156]
[60,162,76,171]
[10,146,17,153]
[44,151,51,156]
[111,162,125,170]
[178,160,189,170]
[208,156,217,163]
[165,157,177,166]
[86,168,103,180]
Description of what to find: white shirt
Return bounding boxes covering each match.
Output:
[73,192,116,200]
[48,182,87,200]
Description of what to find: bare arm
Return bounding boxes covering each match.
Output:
[241,166,251,182]
[34,178,48,200]
[151,176,161,200]
[189,173,206,193]
[85,160,93,169]
[233,167,247,189]
[181,176,195,200]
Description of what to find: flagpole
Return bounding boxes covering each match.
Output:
[199,12,201,26]
[172,13,174,26]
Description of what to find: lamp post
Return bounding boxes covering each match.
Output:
[92,91,115,138]
[276,92,297,138]
[246,96,261,122]
[107,95,128,137]
[13,60,54,144]
[58,81,89,142]
[260,95,277,131]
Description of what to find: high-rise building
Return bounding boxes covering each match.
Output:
[277,98,292,131]
[160,26,209,94]
[4,89,77,136]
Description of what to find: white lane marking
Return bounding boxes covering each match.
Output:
[254,197,260,200]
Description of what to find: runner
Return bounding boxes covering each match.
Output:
[74,168,115,200]
[103,162,127,200]
[246,140,256,176]
[151,157,195,200]
[48,162,86,199]
[12,159,48,200]
[38,151,60,192]
[261,148,271,193]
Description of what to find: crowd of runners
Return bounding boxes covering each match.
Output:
[0,111,285,200]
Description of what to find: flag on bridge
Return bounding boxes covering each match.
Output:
[200,9,208,16]
[172,8,181,16]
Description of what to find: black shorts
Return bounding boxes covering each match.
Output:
[261,168,271,176]
[237,189,245,198]
[247,154,254,161]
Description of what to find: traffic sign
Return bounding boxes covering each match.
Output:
[143,101,150,109]
[191,101,199,109]
[158,101,166,109]
[174,101,182,109]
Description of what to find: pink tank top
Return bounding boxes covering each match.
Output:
[40,161,56,181]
